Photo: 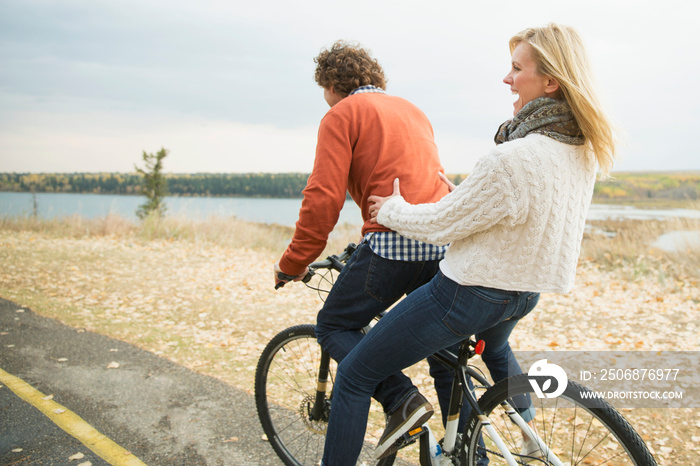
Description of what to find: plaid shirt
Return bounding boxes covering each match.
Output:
[349,85,386,95]
[365,231,447,262]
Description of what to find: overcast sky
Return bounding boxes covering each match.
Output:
[1,0,698,175]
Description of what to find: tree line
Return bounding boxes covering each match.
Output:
[0,172,311,198]
[1,171,698,202]
[593,172,699,202]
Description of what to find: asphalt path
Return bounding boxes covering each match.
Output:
[0,297,282,465]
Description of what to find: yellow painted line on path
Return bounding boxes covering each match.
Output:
[0,367,147,466]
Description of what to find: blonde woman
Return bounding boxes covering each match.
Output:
[320,23,616,465]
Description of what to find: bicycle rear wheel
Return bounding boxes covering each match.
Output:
[254,324,397,466]
[463,374,656,465]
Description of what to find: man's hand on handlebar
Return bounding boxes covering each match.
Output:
[273,262,310,289]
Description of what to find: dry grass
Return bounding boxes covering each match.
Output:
[0,214,361,257]
[1,214,698,464]
[0,214,138,238]
[4,211,697,280]
[582,217,700,281]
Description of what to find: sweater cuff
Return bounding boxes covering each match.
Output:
[376,196,406,229]
[278,255,308,277]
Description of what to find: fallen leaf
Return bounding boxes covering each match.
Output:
[54,408,66,414]
[78,462,92,466]
[12,448,23,453]
[107,362,120,369]
[43,394,54,401]
[69,452,85,460]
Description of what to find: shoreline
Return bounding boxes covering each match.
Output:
[3,189,699,208]
[1,192,699,232]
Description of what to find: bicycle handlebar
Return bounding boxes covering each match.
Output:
[308,242,357,271]
[275,242,358,290]
[274,271,314,289]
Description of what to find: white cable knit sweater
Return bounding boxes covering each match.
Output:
[377,134,596,293]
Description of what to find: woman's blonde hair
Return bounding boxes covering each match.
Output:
[510,24,616,175]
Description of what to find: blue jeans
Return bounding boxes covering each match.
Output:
[316,242,491,464]
[315,241,444,414]
[321,271,539,465]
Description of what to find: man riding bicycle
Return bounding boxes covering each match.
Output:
[273,40,451,458]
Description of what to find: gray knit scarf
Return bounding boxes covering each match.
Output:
[494,97,584,146]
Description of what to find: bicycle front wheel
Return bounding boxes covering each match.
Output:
[463,374,656,465]
[254,324,396,466]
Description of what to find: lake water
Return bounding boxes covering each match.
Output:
[2,192,700,227]
[0,192,363,226]
[651,231,700,253]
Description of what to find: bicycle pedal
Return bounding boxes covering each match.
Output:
[395,425,426,447]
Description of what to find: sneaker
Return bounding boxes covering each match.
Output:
[520,436,542,462]
[375,391,434,459]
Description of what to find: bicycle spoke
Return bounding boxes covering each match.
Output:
[256,325,384,465]
[465,375,655,465]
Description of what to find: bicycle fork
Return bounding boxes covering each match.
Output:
[309,350,332,421]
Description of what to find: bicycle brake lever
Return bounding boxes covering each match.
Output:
[301,269,315,283]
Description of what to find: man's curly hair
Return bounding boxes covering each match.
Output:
[314,41,387,97]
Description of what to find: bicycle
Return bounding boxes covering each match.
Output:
[255,243,657,465]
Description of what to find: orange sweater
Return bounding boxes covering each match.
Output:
[279,93,449,276]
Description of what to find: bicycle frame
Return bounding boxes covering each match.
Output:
[440,341,564,465]
[433,340,524,464]
[436,341,564,465]
[388,338,562,465]
[305,334,530,465]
